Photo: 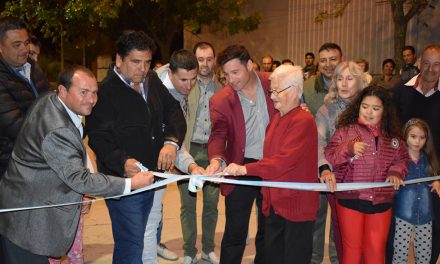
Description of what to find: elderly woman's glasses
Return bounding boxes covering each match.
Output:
[267,84,294,96]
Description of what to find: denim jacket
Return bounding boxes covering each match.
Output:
[394,155,433,225]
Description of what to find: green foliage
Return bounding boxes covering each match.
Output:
[1,0,122,43]
[228,12,261,34]
[118,0,261,37]
[314,0,352,24]
[2,0,260,42]
[1,0,261,64]
[102,0,261,60]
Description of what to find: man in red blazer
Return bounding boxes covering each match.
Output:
[206,45,276,264]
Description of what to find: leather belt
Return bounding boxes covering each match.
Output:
[191,142,208,149]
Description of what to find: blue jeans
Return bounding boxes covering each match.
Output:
[106,191,154,264]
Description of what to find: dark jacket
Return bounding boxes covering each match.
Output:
[0,57,50,174]
[325,123,409,204]
[394,155,433,225]
[85,68,186,176]
[400,64,419,83]
[394,75,440,162]
[0,92,125,257]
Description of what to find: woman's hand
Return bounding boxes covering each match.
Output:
[385,175,405,190]
[319,170,337,192]
[223,163,247,176]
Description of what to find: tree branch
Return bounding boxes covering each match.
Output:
[404,0,429,23]
[315,0,353,24]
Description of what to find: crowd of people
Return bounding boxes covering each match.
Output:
[0,16,439,264]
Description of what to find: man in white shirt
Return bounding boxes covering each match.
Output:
[146,49,219,264]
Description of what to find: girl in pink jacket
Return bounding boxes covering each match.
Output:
[325,86,409,264]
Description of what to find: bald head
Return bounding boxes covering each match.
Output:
[420,44,440,85]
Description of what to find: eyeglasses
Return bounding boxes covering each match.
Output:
[267,84,294,96]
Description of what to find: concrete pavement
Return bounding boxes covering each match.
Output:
[79,181,421,264]
[82,182,260,264]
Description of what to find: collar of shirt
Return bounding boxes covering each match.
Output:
[57,96,83,137]
[237,71,264,102]
[163,71,186,102]
[113,66,131,86]
[15,62,32,81]
[406,74,439,97]
[197,74,215,87]
[113,66,145,89]
[322,75,330,88]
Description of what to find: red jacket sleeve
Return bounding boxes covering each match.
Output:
[324,127,355,167]
[207,97,229,163]
[246,110,317,181]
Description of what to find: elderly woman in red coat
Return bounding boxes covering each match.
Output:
[224,65,319,264]
[324,86,409,264]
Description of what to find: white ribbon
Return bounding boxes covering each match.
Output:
[183,174,440,192]
[1,171,439,214]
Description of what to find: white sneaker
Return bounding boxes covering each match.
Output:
[157,243,178,261]
[182,256,198,264]
[202,251,219,264]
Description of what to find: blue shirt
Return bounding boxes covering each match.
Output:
[394,155,433,225]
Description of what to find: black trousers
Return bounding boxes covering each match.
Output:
[264,208,314,264]
[0,235,49,264]
[385,212,396,264]
[220,158,265,264]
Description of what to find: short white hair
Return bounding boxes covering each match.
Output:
[269,65,304,98]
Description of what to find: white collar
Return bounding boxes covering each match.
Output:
[162,71,186,103]
[57,96,83,137]
[404,74,418,87]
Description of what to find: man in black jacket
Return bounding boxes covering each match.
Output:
[0,18,50,177]
[392,44,440,264]
[85,31,186,264]
[400,45,420,82]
